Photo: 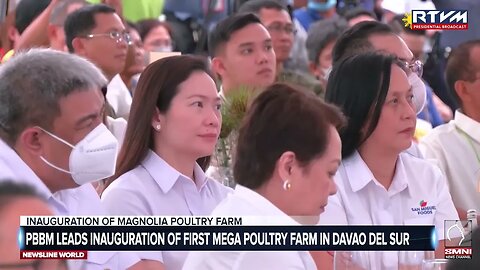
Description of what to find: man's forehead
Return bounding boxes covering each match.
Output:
[228,24,270,46]
[92,12,125,30]
[259,8,291,23]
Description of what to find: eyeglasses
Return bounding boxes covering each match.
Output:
[405,59,424,78]
[266,23,297,35]
[84,31,132,45]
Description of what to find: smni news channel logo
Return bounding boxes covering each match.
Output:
[444,220,473,259]
[402,10,468,30]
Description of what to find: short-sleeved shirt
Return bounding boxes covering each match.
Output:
[101,150,232,270]
[182,184,317,270]
[420,110,480,212]
[319,151,459,268]
[0,139,140,270]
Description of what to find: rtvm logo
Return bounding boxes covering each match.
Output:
[402,10,468,30]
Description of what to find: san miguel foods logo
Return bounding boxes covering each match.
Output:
[403,10,468,30]
[411,200,436,215]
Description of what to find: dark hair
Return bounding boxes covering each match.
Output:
[106,55,214,188]
[49,0,87,26]
[125,21,140,33]
[15,0,51,34]
[343,7,378,23]
[445,39,480,107]
[332,21,394,64]
[238,0,288,15]
[136,19,173,42]
[234,83,346,189]
[208,13,263,57]
[64,4,116,53]
[0,49,107,146]
[0,181,44,213]
[306,17,348,64]
[326,52,405,158]
[388,14,426,36]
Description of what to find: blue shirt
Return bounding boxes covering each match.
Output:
[418,83,444,127]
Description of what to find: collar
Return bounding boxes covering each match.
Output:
[234,184,299,225]
[0,139,53,199]
[454,110,480,144]
[141,150,209,193]
[344,151,410,196]
[344,151,375,192]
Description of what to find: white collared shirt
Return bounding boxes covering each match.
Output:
[420,110,480,212]
[319,151,458,269]
[101,150,232,270]
[0,139,140,270]
[106,74,132,120]
[182,185,317,270]
[54,185,140,270]
[0,139,68,214]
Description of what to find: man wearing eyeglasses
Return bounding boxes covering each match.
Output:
[238,0,323,96]
[421,40,480,226]
[65,4,128,82]
[65,4,132,120]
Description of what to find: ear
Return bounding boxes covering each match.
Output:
[72,37,86,55]
[309,61,320,79]
[46,25,57,41]
[151,107,162,130]
[276,151,297,185]
[7,25,19,43]
[211,57,226,78]
[17,127,45,156]
[454,80,469,103]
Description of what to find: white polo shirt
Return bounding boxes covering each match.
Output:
[0,139,140,270]
[0,139,68,214]
[420,110,480,212]
[106,74,132,120]
[182,184,317,270]
[319,151,458,269]
[101,150,232,270]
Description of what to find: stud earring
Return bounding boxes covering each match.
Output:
[155,124,161,131]
[283,180,291,191]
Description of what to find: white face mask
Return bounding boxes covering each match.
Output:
[321,66,332,81]
[39,123,119,185]
[151,45,172,52]
[408,72,427,115]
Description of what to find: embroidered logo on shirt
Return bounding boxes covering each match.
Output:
[420,200,428,207]
[411,200,436,215]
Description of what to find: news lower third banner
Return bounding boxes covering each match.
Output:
[18,216,437,254]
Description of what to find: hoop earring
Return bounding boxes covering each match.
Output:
[283,180,291,191]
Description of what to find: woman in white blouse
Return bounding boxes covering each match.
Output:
[318,52,459,269]
[101,55,231,270]
[183,83,346,270]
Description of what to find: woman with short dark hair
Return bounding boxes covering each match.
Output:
[183,83,345,269]
[320,52,459,269]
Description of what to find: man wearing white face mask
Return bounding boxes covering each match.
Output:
[0,48,142,270]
